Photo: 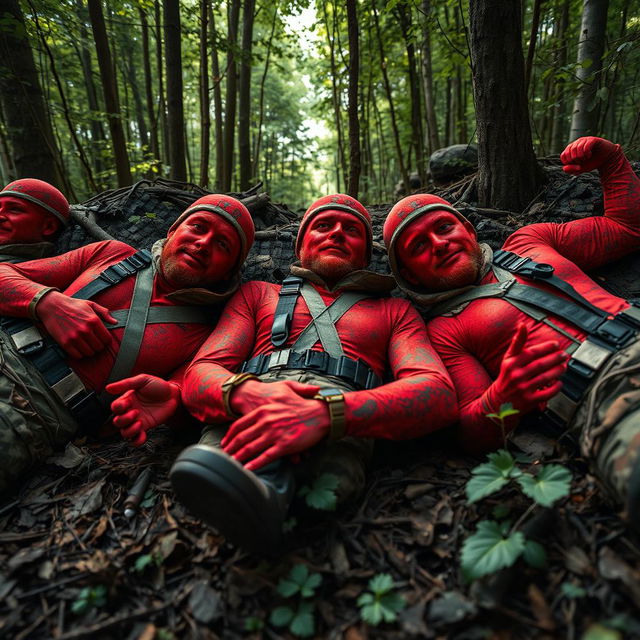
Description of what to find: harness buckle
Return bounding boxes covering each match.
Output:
[594,318,635,348]
[571,339,613,371]
[11,326,45,355]
[51,370,86,404]
[99,265,124,285]
[268,349,291,370]
[126,251,152,270]
[303,349,328,371]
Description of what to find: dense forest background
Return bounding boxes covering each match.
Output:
[0,0,638,210]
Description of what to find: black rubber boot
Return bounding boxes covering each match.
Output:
[170,444,294,553]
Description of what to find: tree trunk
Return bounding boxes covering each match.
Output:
[469,0,543,211]
[163,0,187,181]
[0,0,63,186]
[208,5,224,190]
[524,0,543,93]
[139,8,159,163]
[345,0,360,197]
[155,0,169,168]
[238,0,255,191]
[222,0,241,191]
[569,0,610,141]
[421,0,441,155]
[199,0,210,187]
[550,0,570,153]
[87,0,132,186]
[123,38,149,151]
[372,1,409,193]
[252,3,279,178]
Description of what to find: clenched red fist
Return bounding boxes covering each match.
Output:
[561,136,619,175]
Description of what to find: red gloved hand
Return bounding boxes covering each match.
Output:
[561,136,619,175]
[221,395,329,471]
[229,378,321,416]
[488,324,569,417]
[37,290,117,359]
[106,374,181,447]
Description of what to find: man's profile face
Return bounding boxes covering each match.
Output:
[0,196,59,244]
[161,212,241,289]
[397,211,483,291]
[299,210,368,286]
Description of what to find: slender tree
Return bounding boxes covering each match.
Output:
[87,0,132,186]
[345,0,360,197]
[199,0,210,187]
[208,4,224,190]
[238,0,255,191]
[421,0,440,155]
[222,0,241,191]
[139,7,160,165]
[569,0,610,140]
[163,0,187,181]
[469,0,543,211]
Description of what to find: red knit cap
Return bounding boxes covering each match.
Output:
[383,194,472,275]
[0,178,70,226]
[295,194,373,263]
[168,194,255,264]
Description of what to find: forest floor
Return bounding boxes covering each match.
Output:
[2,163,640,640]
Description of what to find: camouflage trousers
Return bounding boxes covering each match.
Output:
[570,339,640,524]
[0,330,78,493]
[200,369,373,509]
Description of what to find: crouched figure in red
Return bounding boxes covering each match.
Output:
[0,178,70,262]
[0,194,254,492]
[384,136,640,526]
[154,194,458,552]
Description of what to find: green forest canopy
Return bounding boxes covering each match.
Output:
[0,0,638,210]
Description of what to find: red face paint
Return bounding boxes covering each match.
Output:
[298,210,368,286]
[161,213,241,288]
[0,196,58,244]
[397,211,482,291]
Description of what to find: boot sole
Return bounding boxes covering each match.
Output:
[170,445,282,553]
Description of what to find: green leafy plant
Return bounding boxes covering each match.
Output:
[269,564,322,638]
[132,551,163,573]
[486,402,520,446]
[298,473,339,511]
[461,448,572,582]
[357,573,406,626]
[243,616,264,632]
[71,585,107,615]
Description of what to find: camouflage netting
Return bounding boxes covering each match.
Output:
[54,162,640,295]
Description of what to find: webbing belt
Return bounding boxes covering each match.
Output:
[251,275,380,389]
[108,306,212,328]
[240,348,382,390]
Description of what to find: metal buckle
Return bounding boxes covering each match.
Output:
[303,349,327,371]
[51,371,86,404]
[595,318,635,348]
[127,251,151,269]
[268,349,291,369]
[571,339,613,371]
[11,326,44,354]
[100,266,122,285]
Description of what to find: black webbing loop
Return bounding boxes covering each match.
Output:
[271,276,303,348]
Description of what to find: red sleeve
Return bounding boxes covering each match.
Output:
[505,147,640,271]
[182,284,258,423]
[427,315,517,453]
[0,241,131,317]
[343,300,458,439]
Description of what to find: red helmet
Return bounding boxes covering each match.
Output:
[296,194,373,263]
[383,194,471,276]
[169,194,255,265]
[0,178,69,226]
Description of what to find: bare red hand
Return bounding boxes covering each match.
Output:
[489,324,569,416]
[106,374,181,447]
[37,290,117,359]
[221,396,330,471]
[229,378,321,417]
[561,136,619,175]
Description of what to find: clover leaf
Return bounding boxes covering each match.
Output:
[517,464,572,507]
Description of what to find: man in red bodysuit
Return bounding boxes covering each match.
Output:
[0,194,255,492]
[163,194,457,552]
[0,178,70,262]
[383,136,640,526]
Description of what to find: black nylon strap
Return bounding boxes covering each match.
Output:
[271,276,303,348]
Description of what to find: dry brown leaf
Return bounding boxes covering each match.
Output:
[527,583,555,631]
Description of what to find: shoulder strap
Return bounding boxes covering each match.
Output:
[105,263,155,384]
[293,284,369,357]
[108,306,212,328]
[71,250,152,301]
[271,276,304,348]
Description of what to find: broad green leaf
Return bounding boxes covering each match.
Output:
[298,473,339,511]
[357,592,375,606]
[517,464,571,507]
[523,539,547,569]
[133,554,154,573]
[466,450,515,503]
[300,571,322,598]
[581,624,622,640]
[277,564,321,598]
[561,582,586,599]
[269,605,294,627]
[581,57,593,69]
[461,520,525,581]
[379,591,406,619]
[360,600,384,626]
[290,601,315,638]
[368,573,394,595]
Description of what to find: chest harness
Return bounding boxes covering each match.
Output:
[239,276,383,390]
[428,249,640,423]
[1,250,213,428]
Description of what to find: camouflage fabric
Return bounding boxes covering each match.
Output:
[200,369,373,509]
[571,339,640,524]
[0,330,78,493]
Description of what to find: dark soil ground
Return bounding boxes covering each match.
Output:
[1,161,640,640]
